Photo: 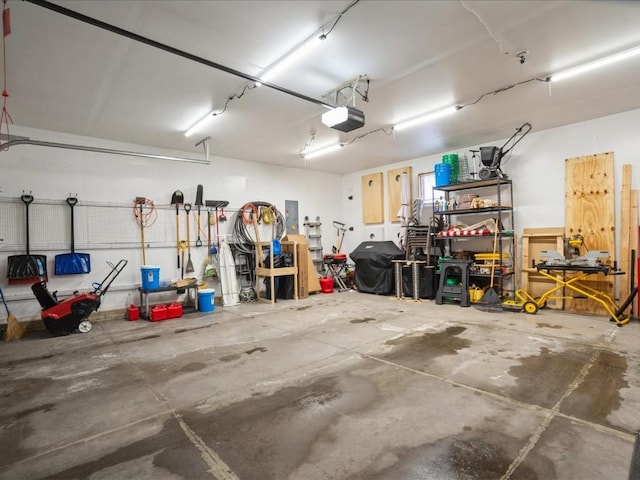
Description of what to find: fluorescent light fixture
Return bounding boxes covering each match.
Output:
[393,105,459,132]
[301,143,343,160]
[259,34,324,84]
[549,45,640,82]
[184,110,219,137]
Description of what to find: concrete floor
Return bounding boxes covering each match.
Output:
[1,291,639,479]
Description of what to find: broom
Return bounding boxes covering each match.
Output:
[1,286,25,341]
[477,224,503,311]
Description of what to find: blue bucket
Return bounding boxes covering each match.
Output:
[435,163,451,186]
[198,289,215,313]
[141,265,160,290]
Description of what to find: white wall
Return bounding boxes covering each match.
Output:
[1,126,342,321]
[3,108,640,323]
[341,108,640,258]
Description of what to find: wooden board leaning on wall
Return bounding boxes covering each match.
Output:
[564,152,615,315]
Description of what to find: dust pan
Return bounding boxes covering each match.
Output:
[1,286,25,341]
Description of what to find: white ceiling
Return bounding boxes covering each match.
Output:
[5,0,640,174]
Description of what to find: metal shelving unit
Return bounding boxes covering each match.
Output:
[432,178,515,297]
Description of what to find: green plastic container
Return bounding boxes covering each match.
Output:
[442,154,459,183]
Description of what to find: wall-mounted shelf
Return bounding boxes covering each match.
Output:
[254,241,298,304]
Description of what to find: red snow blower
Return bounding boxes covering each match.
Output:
[31,259,127,336]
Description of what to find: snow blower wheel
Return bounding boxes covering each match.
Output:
[78,320,92,333]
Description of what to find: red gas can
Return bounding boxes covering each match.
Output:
[167,303,183,319]
[127,304,140,321]
[150,305,168,322]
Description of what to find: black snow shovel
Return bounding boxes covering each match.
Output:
[7,193,48,284]
[171,190,184,269]
[55,197,91,275]
[195,184,203,247]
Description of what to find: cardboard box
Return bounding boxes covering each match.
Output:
[283,235,320,296]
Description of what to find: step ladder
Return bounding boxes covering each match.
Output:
[304,216,324,274]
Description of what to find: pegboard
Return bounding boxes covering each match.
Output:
[0,197,176,252]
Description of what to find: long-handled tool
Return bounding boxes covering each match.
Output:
[8,193,48,284]
[203,208,216,278]
[205,200,229,249]
[332,221,347,254]
[180,241,186,279]
[195,184,203,247]
[171,190,184,269]
[184,203,195,273]
[55,196,91,275]
[251,204,262,252]
[479,224,502,308]
[1,286,25,341]
[139,201,146,265]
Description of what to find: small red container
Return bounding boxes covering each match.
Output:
[127,304,140,321]
[319,276,334,293]
[167,302,183,319]
[150,304,168,322]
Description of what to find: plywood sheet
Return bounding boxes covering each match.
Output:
[362,172,384,224]
[631,189,638,313]
[620,164,632,301]
[565,152,615,314]
[387,166,412,224]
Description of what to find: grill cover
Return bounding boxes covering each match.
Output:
[350,241,404,294]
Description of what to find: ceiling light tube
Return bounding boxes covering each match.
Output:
[549,45,640,82]
[184,110,217,137]
[393,105,460,132]
[259,34,324,84]
[301,143,343,160]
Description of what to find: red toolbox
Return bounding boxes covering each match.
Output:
[167,302,183,319]
[150,304,168,322]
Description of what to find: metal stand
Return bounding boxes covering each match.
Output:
[393,260,429,301]
[533,263,629,325]
[324,257,349,291]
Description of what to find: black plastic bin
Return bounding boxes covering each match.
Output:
[350,241,404,294]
